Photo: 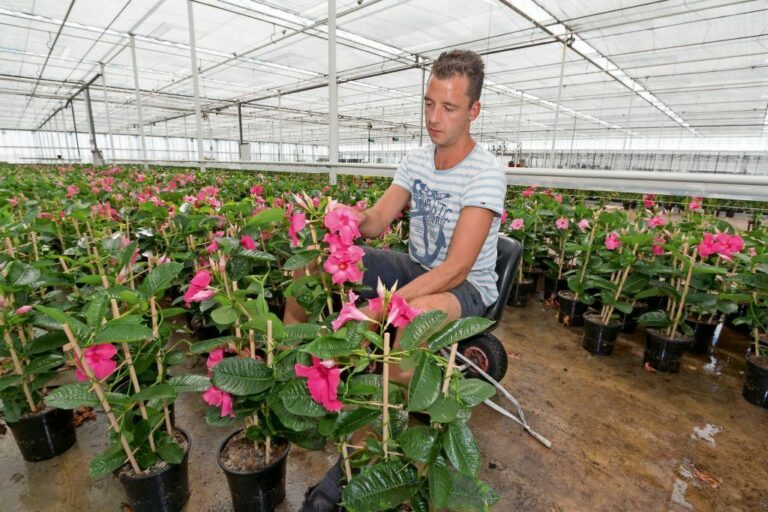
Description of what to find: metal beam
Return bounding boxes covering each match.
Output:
[328,0,339,185]
[186,0,206,171]
[99,63,115,161]
[128,35,148,168]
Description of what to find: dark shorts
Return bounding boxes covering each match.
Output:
[360,246,487,318]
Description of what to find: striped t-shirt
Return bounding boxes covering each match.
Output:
[392,143,507,306]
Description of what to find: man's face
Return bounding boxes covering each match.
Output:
[424,74,480,149]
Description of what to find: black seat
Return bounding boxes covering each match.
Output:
[484,235,522,329]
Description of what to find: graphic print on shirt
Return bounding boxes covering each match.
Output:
[410,178,453,265]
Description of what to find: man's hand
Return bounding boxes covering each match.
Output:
[358,185,410,238]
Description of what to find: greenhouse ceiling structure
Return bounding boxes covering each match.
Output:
[0,0,767,192]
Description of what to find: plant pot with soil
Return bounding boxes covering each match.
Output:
[582,311,623,356]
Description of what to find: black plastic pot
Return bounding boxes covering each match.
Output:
[619,302,647,334]
[524,268,543,294]
[743,352,768,408]
[557,290,588,327]
[7,407,76,462]
[582,312,622,356]
[543,276,568,301]
[218,431,290,512]
[117,429,191,512]
[686,318,718,354]
[507,277,535,307]
[644,329,691,373]
[725,304,751,337]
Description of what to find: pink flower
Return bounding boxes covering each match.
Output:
[521,187,535,198]
[697,233,718,259]
[605,232,622,250]
[646,215,667,228]
[206,240,219,253]
[75,344,118,382]
[312,197,320,208]
[354,200,367,211]
[184,270,213,306]
[240,235,257,251]
[510,218,524,231]
[250,185,264,197]
[652,236,665,256]
[8,198,19,207]
[15,305,32,315]
[331,291,374,331]
[500,210,508,224]
[554,194,563,204]
[577,219,590,232]
[289,212,307,247]
[716,233,744,257]
[206,348,224,371]
[324,206,362,245]
[294,356,343,412]
[202,385,235,418]
[749,247,757,257]
[323,245,365,284]
[323,233,347,254]
[643,194,655,208]
[555,217,569,230]
[385,294,420,328]
[689,197,703,211]
[66,185,79,198]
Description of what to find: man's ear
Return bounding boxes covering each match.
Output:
[469,100,481,121]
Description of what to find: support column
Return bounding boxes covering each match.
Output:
[419,61,426,146]
[84,86,104,165]
[548,35,570,168]
[58,108,72,161]
[70,102,82,161]
[186,0,206,170]
[515,93,524,164]
[99,63,116,161]
[328,0,339,185]
[568,115,577,167]
[129,35,148,169]
[277,90,283,161]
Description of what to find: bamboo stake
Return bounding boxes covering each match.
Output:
[340,440,353,482]
[309,225,334,315]
[30,231,39,261]
[575,225,597,300]
[382,332,391,459]
[2,327,37,411]
[150,295,173,436]
[4,237,15,258]
[442,342,459,395]
[231,280,242,338]
[62,324,141,474]
[265,320,273,465]
[668,248,697,338]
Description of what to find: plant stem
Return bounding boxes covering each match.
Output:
[381,332,390,459]
[1,325,37,412]
[265,321,273,465]
[576,224,597,301]
[309,224,334,316]
[668,247,697,338]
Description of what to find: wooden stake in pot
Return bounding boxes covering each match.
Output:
[382,332,391,459]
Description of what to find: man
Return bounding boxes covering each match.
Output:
[298,49,507,511]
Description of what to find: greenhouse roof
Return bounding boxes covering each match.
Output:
[1,0,766,146]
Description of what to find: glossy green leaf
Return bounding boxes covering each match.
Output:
[443,421,480,476]
[139,262,184,296]
[212,358,274,396]
[407,356,441,411]
[279,379,327,417]
[458,379,496,407]
[396,425,438,463]
[400,310,447,350]
[168,374,211,393]
[342,461,419,512]
[428,317,494,352]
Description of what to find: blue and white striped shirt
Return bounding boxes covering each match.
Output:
[393,143,507,306]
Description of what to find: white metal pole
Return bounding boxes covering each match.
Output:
[186,0,206,171]
[328,0,339,185]
[99,63,116,161]
[549,36,569,167]
[129,35,148,169]
[278,90,282,162]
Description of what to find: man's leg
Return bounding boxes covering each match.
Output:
[283,266,311,324]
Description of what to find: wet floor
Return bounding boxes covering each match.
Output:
[1,299,767,511]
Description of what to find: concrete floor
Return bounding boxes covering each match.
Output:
[1,299,767,511]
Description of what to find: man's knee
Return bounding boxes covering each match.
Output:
[408,293,462,322]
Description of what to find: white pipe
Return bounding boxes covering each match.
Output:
[328,0,338,185]
[129,34,148,169]
[186,0,206,171]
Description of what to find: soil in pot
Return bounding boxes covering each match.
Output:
[582,312,622,356]
[557,290,588,327]
[743,352,768,408]
[219,430,290,512]
[543,276,568,302]
[686,318,718,354]
[507,277,534,307]
[644,329,691,373]
[7,407,76,462]
[117,429,190,512]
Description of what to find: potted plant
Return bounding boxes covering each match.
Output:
[503,211,534,307]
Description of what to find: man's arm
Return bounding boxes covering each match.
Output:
[395,206,495,302]
[358,184,410,239]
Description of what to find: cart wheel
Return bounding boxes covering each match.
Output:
[459,333,508,383]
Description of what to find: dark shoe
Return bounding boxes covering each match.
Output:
[300,457,345,512]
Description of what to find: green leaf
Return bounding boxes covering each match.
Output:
[34,305,91,342]
[23,353,64,376]
[400,310,447,350]
[157,434,185,464]
[118,240,138,270]
[332,407,380,437]
[733,273,768,291]
[24,330,67,355]
[268,395,317,432]
[613,301,633,315]
[284,428,327,450]
[132,383,177,403]
[279,379,328,418]
[168,374,211,393]
[284,323,325,343]
[247,207,285,227]
[164,350,186,366]
[10,263,41,287]
[396,426,438,463]
[211,306,238,326]
[95,318,153,343]
[637,310,671,327]
[428,459,451,509]
[205,406,238,427]
[85,292,110,328]
[44,383,99,409]
[139,262,184,296]
[88,443,127,478]
[212,357,274,396]
[240,313,285,339]
[302,335,360,359]
[283,250,320,271]
[239,249,276,261]
[443,421,480,476]
[0,374,21,392]
[446,471,500,511]
[189,336,238,354]
[428,317,494,352]
[693,263,729,275]
[426,394,461,423]
[342,461,419,512]
[407,356,442,411]
[458,379,496,407]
